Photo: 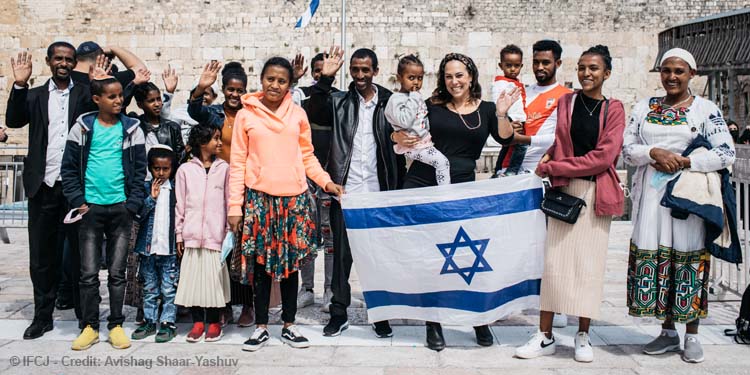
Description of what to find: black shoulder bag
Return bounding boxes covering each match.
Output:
[540,98,609,224]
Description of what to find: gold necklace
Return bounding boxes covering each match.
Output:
[449,102,482,130]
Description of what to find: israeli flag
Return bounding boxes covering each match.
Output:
[341,175,546,326]
[294,0,320,29]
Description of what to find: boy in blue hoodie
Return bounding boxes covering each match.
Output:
[61,76,147,351]
[131,145,179,343]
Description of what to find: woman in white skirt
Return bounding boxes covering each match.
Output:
[515,45,626,362]
[174,125,232,343]
[623,48,735,363]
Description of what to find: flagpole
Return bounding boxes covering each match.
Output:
[340,0,346,90]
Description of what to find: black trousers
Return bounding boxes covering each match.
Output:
[329,199,353,319]
[78,203,132,330]
[27,182,78,323]
[253,260,298,325]
[191,307,221,324]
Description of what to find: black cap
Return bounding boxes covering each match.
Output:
[76,41,102,56]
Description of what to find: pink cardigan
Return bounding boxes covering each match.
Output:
[536,92,626,216]
[175,157,229,251]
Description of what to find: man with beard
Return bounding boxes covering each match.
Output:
[307,47,406,338]
[5,42,96,339]
[511,40,572,173]
[509,40,573,329]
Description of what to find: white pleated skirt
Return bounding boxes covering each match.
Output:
[540,179,612,320]
[175,248,231,308]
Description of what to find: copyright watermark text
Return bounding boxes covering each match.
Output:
[9,355,239,369]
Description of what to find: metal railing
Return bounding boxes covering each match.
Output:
[0,146,27,243]
[711,144,750,300]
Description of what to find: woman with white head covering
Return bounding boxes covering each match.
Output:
[623,48,735,364]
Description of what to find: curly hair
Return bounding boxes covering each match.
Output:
[430,53,482,106]
[187,124,219,158]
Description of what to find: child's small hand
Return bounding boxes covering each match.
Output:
[161,65,178,93]
[150,178,164,199]
[78,203,90,215]
[292,53,307,82]
[133,68,151,85]
[176,242,184,257]
[321,46,345,77]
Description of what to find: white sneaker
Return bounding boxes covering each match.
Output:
[574,331,594,362]
[320,288,333,313]
[515,331,556,359]
[552,314,568,328]
[297,289,315,308]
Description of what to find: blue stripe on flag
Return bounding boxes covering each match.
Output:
[343,187,543,229]
[363,279,541,312]
[295,0,320,28]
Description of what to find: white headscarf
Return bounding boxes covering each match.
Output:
[659,48,697,70]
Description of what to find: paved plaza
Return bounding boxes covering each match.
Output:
[0,222,746,374]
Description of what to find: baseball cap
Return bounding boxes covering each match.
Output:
[76,41,102,56]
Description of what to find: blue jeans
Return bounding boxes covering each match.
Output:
[140,254,179,324]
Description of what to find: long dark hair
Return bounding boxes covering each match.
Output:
[430,53,482,106]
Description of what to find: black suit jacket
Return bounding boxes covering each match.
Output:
[5,79,96,198]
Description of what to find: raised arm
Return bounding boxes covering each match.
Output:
[6,52,33,128]
[106,46,146,72]
[306,46,344,127]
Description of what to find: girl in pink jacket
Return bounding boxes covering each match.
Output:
[174,124,231,343]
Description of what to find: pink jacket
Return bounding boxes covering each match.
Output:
[175,157,229,251]
[536,92,626,216]
[228,91,333,216]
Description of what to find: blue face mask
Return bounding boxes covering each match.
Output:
[650,170,682,190]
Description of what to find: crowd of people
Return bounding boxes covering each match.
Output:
[1,38,737,365]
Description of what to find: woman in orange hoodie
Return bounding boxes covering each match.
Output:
[228,57,343,352]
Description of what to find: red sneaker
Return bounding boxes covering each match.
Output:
[205,323,223,342]
[186,322,205,343]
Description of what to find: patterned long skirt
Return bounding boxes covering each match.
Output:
[240,189,317,281]
[626,167,710,323]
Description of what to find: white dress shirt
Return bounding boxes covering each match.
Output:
[150,180,172,256]
[45,79,74,187]
[344,86,381,193]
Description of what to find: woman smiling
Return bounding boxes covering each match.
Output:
[515,45,626,363]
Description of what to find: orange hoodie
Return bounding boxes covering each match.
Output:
[228,91,333,216]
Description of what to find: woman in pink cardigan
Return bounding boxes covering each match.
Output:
[227,57,343,352]
[514,46,625,363]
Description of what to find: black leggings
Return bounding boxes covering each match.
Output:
[254,261,299,325]
[190,306,221,324]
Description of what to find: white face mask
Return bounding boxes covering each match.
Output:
[650,169,682,190]
[63,207,85,224]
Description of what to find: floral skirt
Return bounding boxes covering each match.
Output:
[240,189,317,281]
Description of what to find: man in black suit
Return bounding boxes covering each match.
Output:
[5,41,95,339]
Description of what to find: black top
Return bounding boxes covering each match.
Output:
[571,93,602,157]
[404,100,513,188]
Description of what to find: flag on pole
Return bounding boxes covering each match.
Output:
[295,0,320,29]
[341,175,547,326]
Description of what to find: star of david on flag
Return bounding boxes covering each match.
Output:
[341,175,547,326]
[437,226,492,285]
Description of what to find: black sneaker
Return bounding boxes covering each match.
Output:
[281,325,310,348]
[372,321,393,338]
[323,316,349,337]
[242,327,270,352]
[474,325,494,346]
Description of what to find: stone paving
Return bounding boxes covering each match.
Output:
[0,223,747,374]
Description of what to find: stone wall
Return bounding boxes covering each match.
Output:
[1,0,749,147]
